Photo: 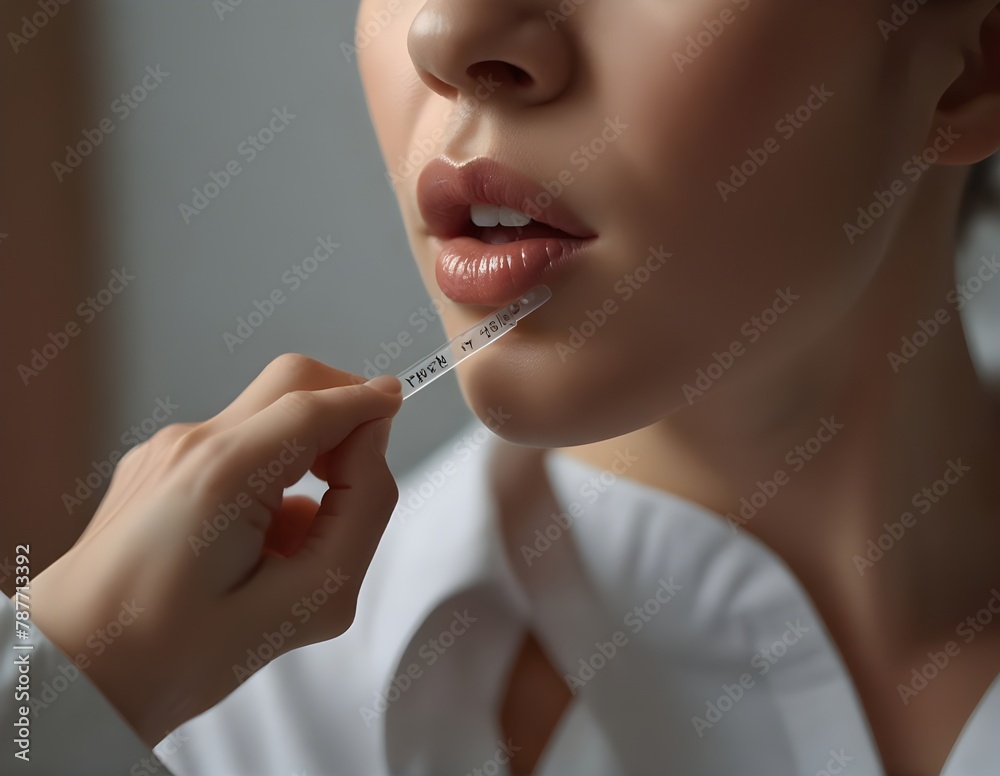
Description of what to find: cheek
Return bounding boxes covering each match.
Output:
[560,1,911,384]
[459,2,919,445]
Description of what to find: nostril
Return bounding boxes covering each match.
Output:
[467,60,535,89]
[510,66,533,86]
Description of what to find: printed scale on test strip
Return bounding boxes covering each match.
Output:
[394,284,552,400]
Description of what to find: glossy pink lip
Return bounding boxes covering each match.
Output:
[417,156,597,307]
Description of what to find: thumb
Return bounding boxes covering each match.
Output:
[235,415,399,640]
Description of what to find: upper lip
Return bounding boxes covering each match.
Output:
[417,156,596,241]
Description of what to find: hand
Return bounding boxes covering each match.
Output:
[29,354,403,746]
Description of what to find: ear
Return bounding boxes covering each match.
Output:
[931,5,1000,165]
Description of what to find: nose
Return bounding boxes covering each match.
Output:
[407,0,574,107]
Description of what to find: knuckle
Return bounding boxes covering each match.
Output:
[295,574,355,634]
[115,442,149,474]
[383,487,400,512]
[114,422,197,477]
[320,602,357,639]
[385,476,400,505]
[151,422,198,449]
[277,389,318,420]
[160,424,212,465]
[263,353,323,386]
[190,434,233,467]
[372,466,400,508]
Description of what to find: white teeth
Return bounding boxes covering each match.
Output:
[470,204,533,228]
[499,206,532,227]
[471,203,500,227]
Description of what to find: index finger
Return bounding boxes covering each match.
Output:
[205,353,368,434]
[192,376,403,509]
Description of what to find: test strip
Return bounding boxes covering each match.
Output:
[394,284,552,400]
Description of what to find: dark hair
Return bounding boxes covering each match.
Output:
[959,156,997,238]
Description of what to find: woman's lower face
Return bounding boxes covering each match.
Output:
[357,0,964,447]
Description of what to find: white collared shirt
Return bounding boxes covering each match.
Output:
[3,417,998,775]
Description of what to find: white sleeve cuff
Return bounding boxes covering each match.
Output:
[1,594,172,775]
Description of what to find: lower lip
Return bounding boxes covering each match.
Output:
[434,236,593,307]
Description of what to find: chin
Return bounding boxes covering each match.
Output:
[456,358,668,450]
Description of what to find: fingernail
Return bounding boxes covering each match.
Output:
[371,419,392,456]
[365,374,402,394]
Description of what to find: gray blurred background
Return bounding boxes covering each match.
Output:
[3,0,1000,586]
[94,0,470,476]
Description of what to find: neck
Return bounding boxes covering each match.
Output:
[558,167,1000,771]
